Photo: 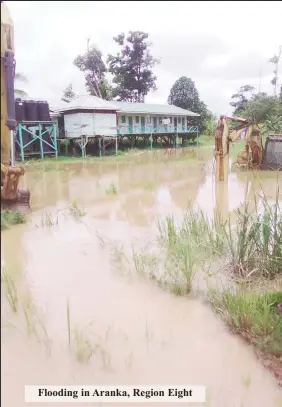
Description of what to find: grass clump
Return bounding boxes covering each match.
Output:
[224,190,282,280]
[1,208,26,230]
[209,289,282,359]
[1,266,18,312]
[66,300,96,364]
[69,200,86,218]
[40,211,59,227]
[73,328,97,364]
[105,183,118,195]
[153,208,226,295]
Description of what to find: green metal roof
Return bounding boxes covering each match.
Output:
[114,102,200,117]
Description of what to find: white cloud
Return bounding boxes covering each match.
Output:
[6,0,282,116]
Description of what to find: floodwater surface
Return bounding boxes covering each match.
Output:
[1,149,282,407]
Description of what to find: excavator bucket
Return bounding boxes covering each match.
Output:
[262,135,282,171]
[1,164,30,207]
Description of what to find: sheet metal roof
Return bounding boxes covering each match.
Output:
[114,101,200,117]
[54,95,119,112]
[48,95,199,117]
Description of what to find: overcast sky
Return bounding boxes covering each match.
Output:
[6,0,282,116]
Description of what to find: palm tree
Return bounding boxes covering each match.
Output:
[14,72,28,97]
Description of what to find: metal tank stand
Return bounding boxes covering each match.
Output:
[16,121,58,161]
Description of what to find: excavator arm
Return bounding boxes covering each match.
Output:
[1,1,30,207]
[214,115,263,181]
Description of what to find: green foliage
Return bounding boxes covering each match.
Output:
[74,32,158,102]
[99,79,114,101]
[62,83,76,100]
[203,111,217,136]
[168,76,201,112]
[239,95,282,128]
[107,31,159,102]
[210,289,282,358]
[229,84,255,115]
[1,209,26,230]
[224,190,282,279]
[167,76,212,132]
[73,44,109,98]
[264,115,282,134]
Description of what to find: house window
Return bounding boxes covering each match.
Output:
[182,118,185,127]
[178,117,181,124]
[135,116,139,124]
[121,115,126,124]
[159,117,162,124]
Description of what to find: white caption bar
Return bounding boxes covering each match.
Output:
[25,385,206,403]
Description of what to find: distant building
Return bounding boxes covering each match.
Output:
[50,95,200,139]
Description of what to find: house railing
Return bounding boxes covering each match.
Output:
[117,124,199,135]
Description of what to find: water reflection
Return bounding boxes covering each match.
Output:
[20,156,281,228]
[2,152,282,407]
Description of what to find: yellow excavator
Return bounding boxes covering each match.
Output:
[1,1,30,208]
[214,115,281,181]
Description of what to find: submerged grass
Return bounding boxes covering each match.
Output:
[1,208,26,231]
[39,211,59,227]
[1,265,51,352]
[151,206,227,295]
[1,267,18,312]
[209,289,282,359]
[224,187,282,280]
[105,183,118,195]
[73,327,97,364]
[67,299,71,348]
[69,200,86,218]
[66,301,97,364]
[128,180,281,381]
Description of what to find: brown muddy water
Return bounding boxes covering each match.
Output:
[1,149,282,407]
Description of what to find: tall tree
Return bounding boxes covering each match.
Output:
[239,93,282,132]
[269,45,282,96]
[73,40,107,98]
[167,76,208,131]
[229,84,255,114]
[62,83,76,100]
[98,79,114,101]
[107,31,159,102]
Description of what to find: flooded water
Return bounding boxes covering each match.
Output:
[2,149,282,407]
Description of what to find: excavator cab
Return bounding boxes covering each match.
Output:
[1,1,30,209]
[262,134,282,170]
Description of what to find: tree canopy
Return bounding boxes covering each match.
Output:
[167,76,211,132]
[107,31,159,102]
[62,83,76,100]
[229,84,282,133]
[73,32,159,102]
[73,43,108,98]
[229,85,255,115]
